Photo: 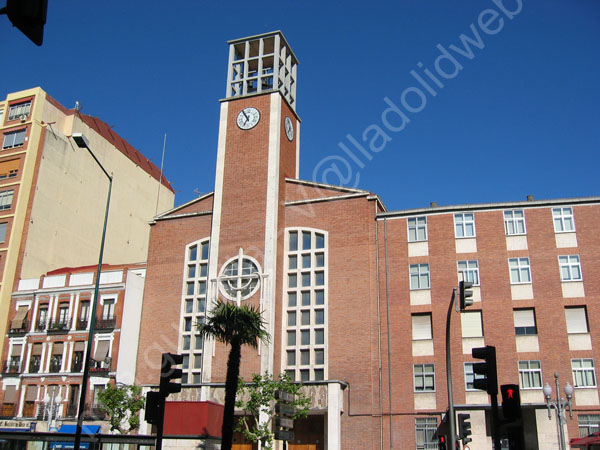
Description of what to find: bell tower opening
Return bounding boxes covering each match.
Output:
[226,31,298,110]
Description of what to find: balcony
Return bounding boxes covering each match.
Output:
[66,403,78,418]
[47,319,71,334]
[95,315,117,330]
[29,361,41,374]
[89,359,110,377]
[8,319,29,336]
[0,403,16,418]
[76,319,88,330]
[48,359,62,373]
[36,320,48,332]
[3,359,22,375]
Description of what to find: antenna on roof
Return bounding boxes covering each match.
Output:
[75,101,81,112]
[155,133,167,215]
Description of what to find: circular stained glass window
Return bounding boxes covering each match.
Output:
[219,255,261,301]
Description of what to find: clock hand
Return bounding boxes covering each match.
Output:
[242,110,250,122]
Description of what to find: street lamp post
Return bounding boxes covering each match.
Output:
[43,386,62,431]
[70,133,113,450]
[543,372,574,450]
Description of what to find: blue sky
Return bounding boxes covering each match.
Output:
[2,0,599,211]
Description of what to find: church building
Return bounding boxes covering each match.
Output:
[135,31,600,450]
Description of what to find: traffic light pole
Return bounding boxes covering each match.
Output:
[445,288,458,450]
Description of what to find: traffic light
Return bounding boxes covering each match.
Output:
[459,280,473,310]
[501,384,521,421]
[0,0,47,46]
[438,435,447,450]
[472,345,498,395]
[145,391,162,425]
[458,413,472,445]
[159,352,183,397]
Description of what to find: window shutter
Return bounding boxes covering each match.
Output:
[412,314,432,340]
[25,385,38,401]
[10,306,29,329]
[4,385,17,403]
[32,343,43,355]
[11,344,22,357]
[52,342,64,355]
[93,341,110,362]
[565,307,588,334]
[461,311,483,338]
[514,309,535,328]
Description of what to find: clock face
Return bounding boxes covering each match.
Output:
[284,116,294,141]
[236,107,260,130]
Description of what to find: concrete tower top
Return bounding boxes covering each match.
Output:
[225,30,298,110]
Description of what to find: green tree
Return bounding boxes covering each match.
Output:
[235,372,310,450]
[198,300,269,450]
[97,383,145,434]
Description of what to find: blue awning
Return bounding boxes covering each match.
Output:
[49,424,100,449]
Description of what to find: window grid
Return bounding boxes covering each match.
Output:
[180,239,209,384]
[578,414,600,438]
[553,207,575,232]
[408,216,427,242]
[415,417,438,450]
[414,363,435,392]
[572,359,597,388]
[519,360,542,389]
[285,229,327,382]
[509,257,531,284]
[0,190,14,211]
[559,255,582,281]
[504,209,526,235]
[2,129,26,149]
[454,213,475,238]
[410,263,430,290]
[8,101,31,121]
[464,362,485,391]
[458,260,480,285]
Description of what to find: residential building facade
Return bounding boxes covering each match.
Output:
[133,32,600,449]
[0,87,175,355]
[0,264,146,432]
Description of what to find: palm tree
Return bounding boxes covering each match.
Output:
[198,300,269,450]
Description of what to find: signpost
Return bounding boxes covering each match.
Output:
[274,390,295,445]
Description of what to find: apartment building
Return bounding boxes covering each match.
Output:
[1,265,145,431]
[0,87,175,355]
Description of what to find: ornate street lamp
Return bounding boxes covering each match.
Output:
[543,372,574,450]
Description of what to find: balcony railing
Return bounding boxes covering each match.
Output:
[71,361,83,373]
[95,315,117,330]
[22,401,36,418]
[48,319,71,333]
[66,403,78,418]
[3,359,22,375]
[48,361,62,373]
[0,403,16,418]
[36,320,48,332]
[76,319,88,330]
[8,319,29,336]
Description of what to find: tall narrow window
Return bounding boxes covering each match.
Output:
[415,417,438,450]
[181,239,209,384]
[410,263,430,290]
[285,229,327,382]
